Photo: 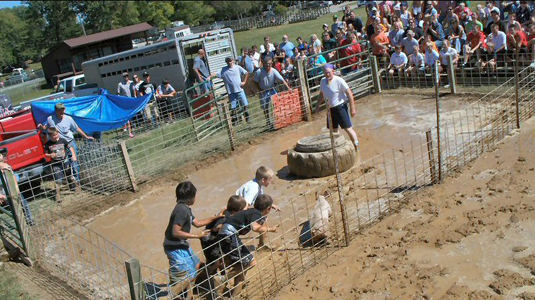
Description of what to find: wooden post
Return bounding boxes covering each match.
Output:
[426,130,437,184]
[125,258,144,300]
[514,55,520,129]
[326,108,350,247]
[221,103,236,151]
[0,170,33,264]
[297,59,313,120]
[434,60,442,182]
[370,55,382,93]
[119,141,138,192]
[447,55,457,94]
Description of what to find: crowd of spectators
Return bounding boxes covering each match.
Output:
[236,1,535,84]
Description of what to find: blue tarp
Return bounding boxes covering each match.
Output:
[31,90,152,134]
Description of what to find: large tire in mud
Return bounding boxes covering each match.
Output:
[288,135,356,178]
[294,133,346,153]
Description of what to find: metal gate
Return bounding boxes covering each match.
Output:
[184,81,228,141]
[0,169,33,265]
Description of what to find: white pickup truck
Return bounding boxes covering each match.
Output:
[16,75,99,110]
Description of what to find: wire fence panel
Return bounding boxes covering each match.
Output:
[29,210,133,299]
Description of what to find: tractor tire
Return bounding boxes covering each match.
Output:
[287,139,356,178]
[294,133,346,153]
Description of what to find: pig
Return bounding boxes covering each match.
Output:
[299,191,332,247]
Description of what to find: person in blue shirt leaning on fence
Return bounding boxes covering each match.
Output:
[210,57,250,125]
[163,181,224,299]
[253,58,291,129]
[193,49,212,94]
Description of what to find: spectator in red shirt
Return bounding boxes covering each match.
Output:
[463,25,487,66]
[507,24,528,59]
[340,31,363,75]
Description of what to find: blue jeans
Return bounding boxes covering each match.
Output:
[14,172,34,225]
[200,80,213,94]
[228,90,249,110]
[67,140,80,182]
[260,89,277,110]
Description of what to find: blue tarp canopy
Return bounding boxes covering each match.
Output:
[31,90,152,134]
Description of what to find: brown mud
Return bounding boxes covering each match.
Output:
[83,93,472,271]
[274,117,535,300]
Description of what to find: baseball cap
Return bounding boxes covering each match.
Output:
[491,7,500,14]
[225,57,234,63]
[0,148,7,156]
[122,72,129,77]
[407,29,414,35]
[333,14,338,19]
[394,3,400,10]
[55,103,66,110]
[142,71,150,77]
[323,23,329,28]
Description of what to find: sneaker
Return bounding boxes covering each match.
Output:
[444,84,450,88]
[129,133,134,138]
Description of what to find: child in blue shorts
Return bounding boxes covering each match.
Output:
[163,181,224,298]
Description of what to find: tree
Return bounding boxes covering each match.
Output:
[72,1,141,33]
[210,1,258,20]
[172,1,215,26]
[135,1,174,29]
[23,1,82,50]
[0,7,32,67]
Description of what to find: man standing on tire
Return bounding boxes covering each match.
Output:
[314,64,359,151]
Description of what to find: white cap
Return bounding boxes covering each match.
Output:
[491,7,500,14]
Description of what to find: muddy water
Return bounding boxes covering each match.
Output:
[87,93,465,271]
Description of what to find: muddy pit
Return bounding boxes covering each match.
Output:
[85,93,475,272]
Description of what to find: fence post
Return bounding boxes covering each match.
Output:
[297,59,313,120]
[221,103,236,150]
[514,56,520,129]
[0,169,33,266]
[434,60,442,182]
[119,141,138,192]
[447,55,457,94]
[326,109,350,247]
[426,130,437,184]
[370,55,382,93]
[125,258,144,300]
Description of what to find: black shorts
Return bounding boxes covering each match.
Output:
[200,236,222,264]
[327,103,353,130]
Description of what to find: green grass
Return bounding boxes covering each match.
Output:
[27,62,42,72]
[0,268,37,300]
[234,5,367,52]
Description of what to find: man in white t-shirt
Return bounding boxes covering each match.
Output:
[486,23,507,72]
[314,64,360,151]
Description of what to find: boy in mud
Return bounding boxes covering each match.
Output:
[44,127,78,202]
[163,181,224,299]
[218,194,278,297]
[197,195,247,298]
[236,166,281,249]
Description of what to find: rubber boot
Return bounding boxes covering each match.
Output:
[230,109,238,126]
[55,184,62,203]
[243,106,250,123]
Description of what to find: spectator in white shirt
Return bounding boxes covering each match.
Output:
[259,36,275,54]
[388,45,408,76]
[424,42,440,69]
[439,39,459,73]
[406,46,425,75]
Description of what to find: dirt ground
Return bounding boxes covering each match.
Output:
[274,118,535,300]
